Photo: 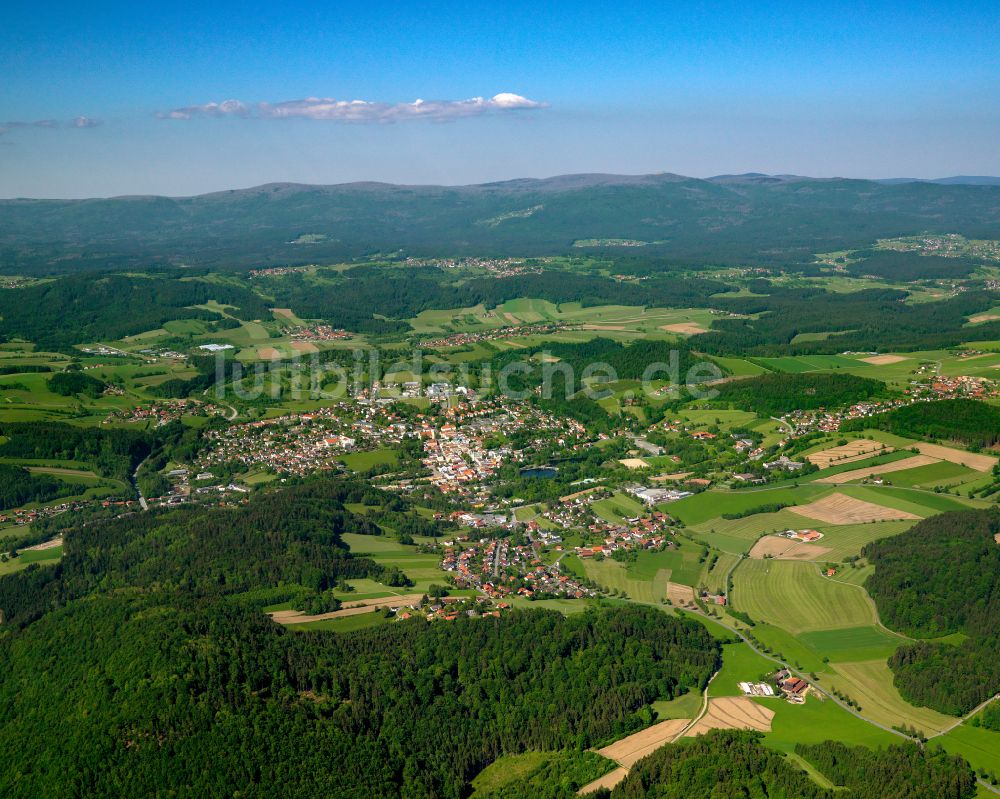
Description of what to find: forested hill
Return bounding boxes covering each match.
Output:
[0,598,718,798]
[4,175,1000,272]
[862,509,1000,717]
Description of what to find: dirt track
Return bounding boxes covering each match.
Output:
[269,594,424,625]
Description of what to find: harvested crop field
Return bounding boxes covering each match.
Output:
[666,582,696,606]
[912,442,997,472]
[684,697,774,737]
[969,313,1000,324]
[269,594,424,625]
[257,347,281,360]
[660,322,708,334]
[272,308,295,318]
[579,766,628,794]
[748,535,831,561]
[290,341,319,353]
[789,492,919,524]
[651,471,693,482]
[597,718,690,767]
[619,458,649,469]
[806,440,891,468]
[815,455,937,484]
[859,354,907,365]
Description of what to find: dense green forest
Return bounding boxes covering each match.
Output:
[842,398,1000,449]
[0,477,388,627]
[0,421,152,482]
[711,372,884,415]
[693,286,1000,355]
[862,509,1000,715]
[0,464,75,512]
[0,272,270,350]
[0,591,717,798]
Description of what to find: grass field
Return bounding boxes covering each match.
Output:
[469,752,550,796]
[669,485,829,526]
[823,659,956,736]
[762,694,898,754]
[732,560,876,634]
[797,625,904,662]
[341,532,453,594]
[581,556,670,603]
[339,448,399,471]
[652,690,704,720]
[0,544,63,576]
[591,491,645,524]
[938,721,1000,776]
[289,613,392,633]
[710,642,777,697]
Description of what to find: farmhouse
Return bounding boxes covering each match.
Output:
[764,455,804,471]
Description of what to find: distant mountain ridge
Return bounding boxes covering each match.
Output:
[2,172,999,273]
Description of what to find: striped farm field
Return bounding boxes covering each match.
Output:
[814,455,938,484]
[732,560,876,634]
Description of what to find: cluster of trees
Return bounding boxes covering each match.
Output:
[0,421,153,482]
[0,364,50,375]
[842,398,1000,449]
[0,272,270,350]
[0,464,75,511]
[862,509,1000,715]
[845,250,981,281]
[795,740,976,799]
[712,372,884,415]
[47,370,107,397]
[608,730,832,798]
[721,502,791,520]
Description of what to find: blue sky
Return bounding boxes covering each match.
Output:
[2,0,999,196]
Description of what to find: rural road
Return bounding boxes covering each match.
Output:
[131,456,150,511]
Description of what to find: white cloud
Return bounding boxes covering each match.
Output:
[156,99,250,120]
[159,93,547,123]
[3,119,59,130]
[0,116,101,136]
